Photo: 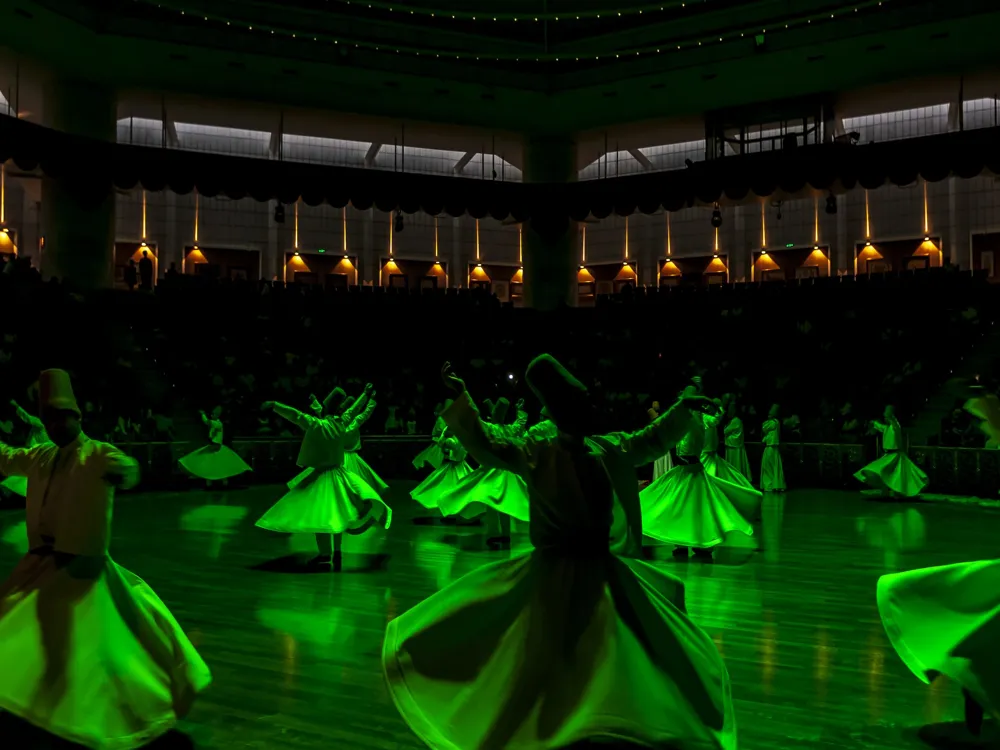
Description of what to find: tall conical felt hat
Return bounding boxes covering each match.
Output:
[38,369,80,415]
[525,354,591,434]
[323,387,347,415]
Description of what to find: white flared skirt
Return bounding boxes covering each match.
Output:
[344,450,389,495]
[410,460,473,510]
[855,452,928,497]
[0,551,212,749]
[383,551,735,750]
[723,446,752,483]
[640,462,761,548]
[413,443,445,471]
[178,444,251,481]
[255,466,391,535]
[760,445,786,492]
[877,559,1000,721]
[653,452,673,480]
[435,466,531,523]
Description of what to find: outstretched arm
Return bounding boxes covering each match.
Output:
[342,384,375,424]
[439,362,527,473]
[11,401,43,432]
[0,441,36,478]
[263,401,314,430]
[101,445,141,490]
[605,390,718,468]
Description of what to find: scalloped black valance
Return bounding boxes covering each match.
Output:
[2,115,999,219]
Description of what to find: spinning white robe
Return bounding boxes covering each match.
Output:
[383,393,736,750]
[760,418,786,492]
[0,434,211,749]
[877,559,1000,722]
[723,416,752,483]
[854,418,927,497]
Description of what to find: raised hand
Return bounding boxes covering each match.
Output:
[516,398,525,410]
[441,362,466,394]
[364,383,375,396]
[681,392,721,416]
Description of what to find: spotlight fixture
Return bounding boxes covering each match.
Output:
[924,235,930,242]
[294,251,300,256]
[344,254,350,259]
[825,194,837,215]
[140,240,147,247]
[865,240,872,247]
[274,203,285,223]
[394,210,404,234]
[580,264,586,269]
[710,204,722,228]
[0,226,8,234]
[814,245,820,250]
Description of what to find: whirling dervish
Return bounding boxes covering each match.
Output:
[874,392,1000,738]
[433,396,531,548]
[760,403,786,492]
[410,399,473,513]
[700,398,754,489]
[640,389,761,558]
[723,400,752,482]
[383,357,736,750]
[255,384,391,572]
[854,404,928,498]
[178,405,252,487]
[0,370,211,748]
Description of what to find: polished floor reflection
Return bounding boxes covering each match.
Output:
[0,486,997,749]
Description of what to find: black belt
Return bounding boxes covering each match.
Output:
[675,455,700,465]
[29,536,104,578]
[884,448,899,454]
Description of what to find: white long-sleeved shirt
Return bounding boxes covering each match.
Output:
[762,419,781,447]
[0,433,140,556]
[873,418,902,451]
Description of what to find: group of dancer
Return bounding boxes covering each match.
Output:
[0,363,994,749]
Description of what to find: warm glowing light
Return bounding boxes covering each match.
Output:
[761,202,767,248]
[518,224,522,264]
[1,228,7,235]
[294,251,300,256]
[477,262,482,267]
[388,210,394,257]
[475,219,480,260]
[342,207,348,254]
[434,216,439,259]
[581,224,587,263]
[665,211,672,257]
[0,162,5,225]
[141,189,147,241]
[865,190,871,240]
[814,195,820,245]
[761,249,768,255]
[193,191,200,244]
[294,200,299,250]
[623,215,629,260]
[714,227,719,253]
[923,180,930,235]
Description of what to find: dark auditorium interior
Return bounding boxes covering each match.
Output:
[1,1,1000,748]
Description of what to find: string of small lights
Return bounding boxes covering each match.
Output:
[139,0,892,62]
[335,0,708,21]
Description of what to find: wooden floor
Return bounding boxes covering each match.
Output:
[1,483,999,750]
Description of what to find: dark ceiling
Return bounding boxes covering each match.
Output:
[3,0,1000,133]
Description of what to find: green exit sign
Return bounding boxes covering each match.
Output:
[785,243,795,248]
[318,248,326,253]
